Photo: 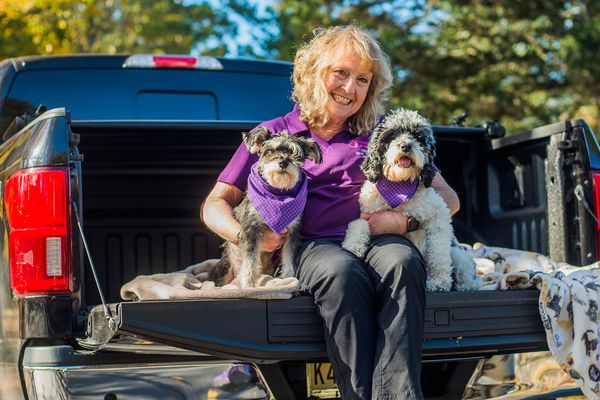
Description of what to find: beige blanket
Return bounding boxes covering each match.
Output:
[120,259,300,301]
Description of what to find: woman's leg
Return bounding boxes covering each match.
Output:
[364,234,427,400]
[295,239,377,400]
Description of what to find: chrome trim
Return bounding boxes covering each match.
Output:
[23,361,270,399]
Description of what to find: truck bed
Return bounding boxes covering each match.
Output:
[73,120,552,364]
[82,290,546,363]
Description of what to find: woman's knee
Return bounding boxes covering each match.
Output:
[366,235,427,287]
[297,245,373,295]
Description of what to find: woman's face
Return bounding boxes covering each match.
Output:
[324,52,373,123]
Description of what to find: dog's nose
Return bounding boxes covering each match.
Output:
[400,143,412,152]
[279,160,289,169]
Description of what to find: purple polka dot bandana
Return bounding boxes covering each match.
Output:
[247,163,307,234]
[376,176,419,208]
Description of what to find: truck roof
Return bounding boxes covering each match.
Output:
[0,54,295,134]
[5,54,293,75]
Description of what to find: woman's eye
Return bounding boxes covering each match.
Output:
[334,69,348,78]
[359,77,370,84]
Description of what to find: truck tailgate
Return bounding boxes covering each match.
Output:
[81,290,546,362]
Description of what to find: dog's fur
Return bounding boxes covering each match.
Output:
[210,127,322,288]
[342,108,468,292]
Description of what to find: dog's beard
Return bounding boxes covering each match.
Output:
[261,162,301,190]
[383,145,425,182]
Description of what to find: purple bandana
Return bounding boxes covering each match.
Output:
[376,176,419,208]
[246,163,308,234]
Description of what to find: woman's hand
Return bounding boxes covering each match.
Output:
[258,228,288,252]
[360,211,409,236]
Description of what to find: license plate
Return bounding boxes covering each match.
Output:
[306,362,340,399]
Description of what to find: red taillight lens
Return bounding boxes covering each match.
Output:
[4,167,71,295]
[593,171,600,260]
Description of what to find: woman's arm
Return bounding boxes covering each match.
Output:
[201,182,286,252]
[363,172,460,235]
[201,182,244,243]
[431,173,460,216]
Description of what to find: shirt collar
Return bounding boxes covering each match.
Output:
[284,103,352,137]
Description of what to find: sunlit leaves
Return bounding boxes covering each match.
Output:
[0,0,231,57]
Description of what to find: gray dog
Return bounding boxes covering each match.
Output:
[210,127,322,288]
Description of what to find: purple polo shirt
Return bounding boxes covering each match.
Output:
[218,104,370,240]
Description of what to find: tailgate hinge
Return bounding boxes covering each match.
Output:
[72,201,116,330]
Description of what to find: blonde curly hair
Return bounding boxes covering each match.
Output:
[292,25,393,136]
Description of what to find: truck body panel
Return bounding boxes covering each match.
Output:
[0,54,596,399]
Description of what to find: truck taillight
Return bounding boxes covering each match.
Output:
[4,167,71,295]
[122,54,224,70]
[593,171,600,260]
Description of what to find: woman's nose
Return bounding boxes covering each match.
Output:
[341,78,356,92]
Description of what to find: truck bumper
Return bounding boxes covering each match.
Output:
[22,345,269,399]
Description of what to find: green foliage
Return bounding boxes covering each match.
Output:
[2,0,599,133]
[0,0,231,57]
[260,0,600,134]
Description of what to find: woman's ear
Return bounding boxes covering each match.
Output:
[242,126,271,153]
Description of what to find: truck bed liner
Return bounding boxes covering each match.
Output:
[82,290,547,362]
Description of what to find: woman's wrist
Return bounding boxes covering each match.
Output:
[397,213,409,235]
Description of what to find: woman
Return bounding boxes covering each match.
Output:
[202,25,459,400]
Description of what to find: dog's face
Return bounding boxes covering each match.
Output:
[362,108,437,187]
[242,127,322,190]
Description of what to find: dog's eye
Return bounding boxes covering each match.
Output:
[275,146,291,154]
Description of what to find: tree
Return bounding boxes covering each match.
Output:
[258,0,600,133]
[0,0,233,59]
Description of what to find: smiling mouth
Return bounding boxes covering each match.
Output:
[331,93,352,105]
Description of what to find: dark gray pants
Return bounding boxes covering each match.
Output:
[295,234,426,400]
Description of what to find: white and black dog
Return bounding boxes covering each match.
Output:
[342,108,479,292]
[210,127,322,288]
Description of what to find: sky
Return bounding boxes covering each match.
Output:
[189,0,276,57]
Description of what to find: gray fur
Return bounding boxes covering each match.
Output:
[210,128,322,288]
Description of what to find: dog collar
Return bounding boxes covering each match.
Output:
[246,163,307,234]
[375,176,419,208]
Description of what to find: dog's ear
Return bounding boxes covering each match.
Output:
[298,137,322,164]
[421,163,437,188]
[242,126,271,153]
[421,122,436,160]
[361,123,391,182]
[421,123,437,187]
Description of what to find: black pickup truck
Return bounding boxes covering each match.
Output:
[0,54,596,399]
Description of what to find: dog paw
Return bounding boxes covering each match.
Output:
[426,276,452,292]
[279,263,294,279]
[342,239,368,259]
[342,219,370,259]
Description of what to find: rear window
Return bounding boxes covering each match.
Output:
[136,91,217,119]
[1,67,293,133]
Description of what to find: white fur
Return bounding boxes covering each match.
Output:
[342,181,454,292]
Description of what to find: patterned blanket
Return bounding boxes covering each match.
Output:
[469,243,600,399]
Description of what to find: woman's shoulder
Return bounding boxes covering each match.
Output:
[257,105,308,136]
[258,115,289,133]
